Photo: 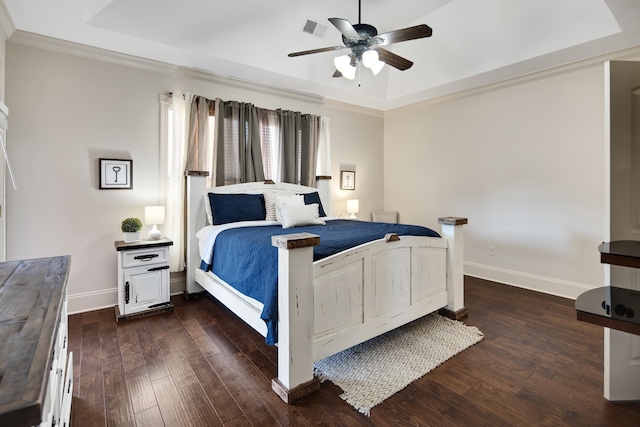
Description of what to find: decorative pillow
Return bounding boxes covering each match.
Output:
[279,203,326,229]
[275,195,304,223]
[264,191,282,221]
[301,192,327,217]
[208,193,266,225]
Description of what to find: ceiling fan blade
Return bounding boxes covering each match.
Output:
[376,48,414,71]
[333,70,342,78]
[328,17,361,40]
[374,24,433,47]
[288,46,345,57]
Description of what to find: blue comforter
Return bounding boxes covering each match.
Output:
[203,219,440,344]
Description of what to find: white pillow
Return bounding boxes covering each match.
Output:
[263,191,279,221]
[275,195,304,223]
[279,203,325,229]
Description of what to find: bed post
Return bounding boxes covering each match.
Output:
[271,232,321,403]
[185,172,208,295]
[438,217,468,320]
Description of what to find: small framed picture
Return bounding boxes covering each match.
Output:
[341,170,355,190]
[99,158,132,190]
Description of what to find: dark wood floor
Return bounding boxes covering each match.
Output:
[68,277,640,426]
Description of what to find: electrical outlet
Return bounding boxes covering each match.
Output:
[488,246,495,256]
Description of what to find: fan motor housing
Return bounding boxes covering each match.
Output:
[342,23,378,46]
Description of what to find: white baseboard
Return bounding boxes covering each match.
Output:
[69,276,188,315]
[170,275,186,295]
[464,262,595,300]
[68,288,118,315]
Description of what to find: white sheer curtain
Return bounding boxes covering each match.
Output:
[165,92,193,272]
[316,116,331,176]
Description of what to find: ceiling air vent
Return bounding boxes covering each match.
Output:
[302,18,327,38]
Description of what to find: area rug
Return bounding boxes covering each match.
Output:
[313,313,483,415]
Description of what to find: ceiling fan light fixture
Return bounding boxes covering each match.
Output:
[362,50,384,75]
[334,55,356,80]
[369,60,384,75]
[288,2,432,80]
[361,50,378,67]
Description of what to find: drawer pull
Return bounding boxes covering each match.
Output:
[148,265,170,272]
[134,254,159,261]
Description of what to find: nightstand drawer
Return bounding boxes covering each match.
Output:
[122,247,169,268]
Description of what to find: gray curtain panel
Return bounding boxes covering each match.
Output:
[214,100,265,186]
[185,95,320,188]
[278,110,320,187]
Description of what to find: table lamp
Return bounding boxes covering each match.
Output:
[145,206,165,240]
[347,199,359,219]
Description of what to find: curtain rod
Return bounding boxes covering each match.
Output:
[167,92,319,119]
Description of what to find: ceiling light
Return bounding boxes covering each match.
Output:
[334,55,356,80]
[335,51,385,80]
[362,50,384,75]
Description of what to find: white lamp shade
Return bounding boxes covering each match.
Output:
[334,55,356,80]
[369,58,384,75]
[362,50,378,67]
[346,199,359,214]
[145,206,165,240]
[362,50,384,75]
[144,206,165,225]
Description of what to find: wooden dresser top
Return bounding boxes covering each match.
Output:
[0,256,71,427]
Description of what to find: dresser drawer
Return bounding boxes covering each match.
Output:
[121,246,169,268]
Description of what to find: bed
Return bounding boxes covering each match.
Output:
[185,173,467,403]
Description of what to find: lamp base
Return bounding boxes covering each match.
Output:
[348,213,357,219]
[148,225,161,240]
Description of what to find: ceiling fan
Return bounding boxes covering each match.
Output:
[287,0,433,80]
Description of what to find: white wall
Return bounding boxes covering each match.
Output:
[385,64,610,298]
[5,41,384,313]
[323,101,384,219]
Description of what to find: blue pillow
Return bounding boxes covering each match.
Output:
[301,192,327,217]
[208,193,266,225]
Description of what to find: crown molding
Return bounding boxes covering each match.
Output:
[8,30,178,75]
[322,98,384,118]
[0,2,15,41]
[8,30,326,106]
[387,44,640,114]
[178,67,323,105]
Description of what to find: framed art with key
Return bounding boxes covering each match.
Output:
[99,158,133,189]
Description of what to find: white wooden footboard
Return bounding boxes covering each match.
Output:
[310,234,448,360]
[270,222,466,403]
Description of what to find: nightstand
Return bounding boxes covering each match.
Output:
[115,237,173,320]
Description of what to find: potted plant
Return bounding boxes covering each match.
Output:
[121,217,142,243]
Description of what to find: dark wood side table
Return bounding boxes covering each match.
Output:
[575,241,640,336]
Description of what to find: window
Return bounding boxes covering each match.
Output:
[258,109,280,181]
